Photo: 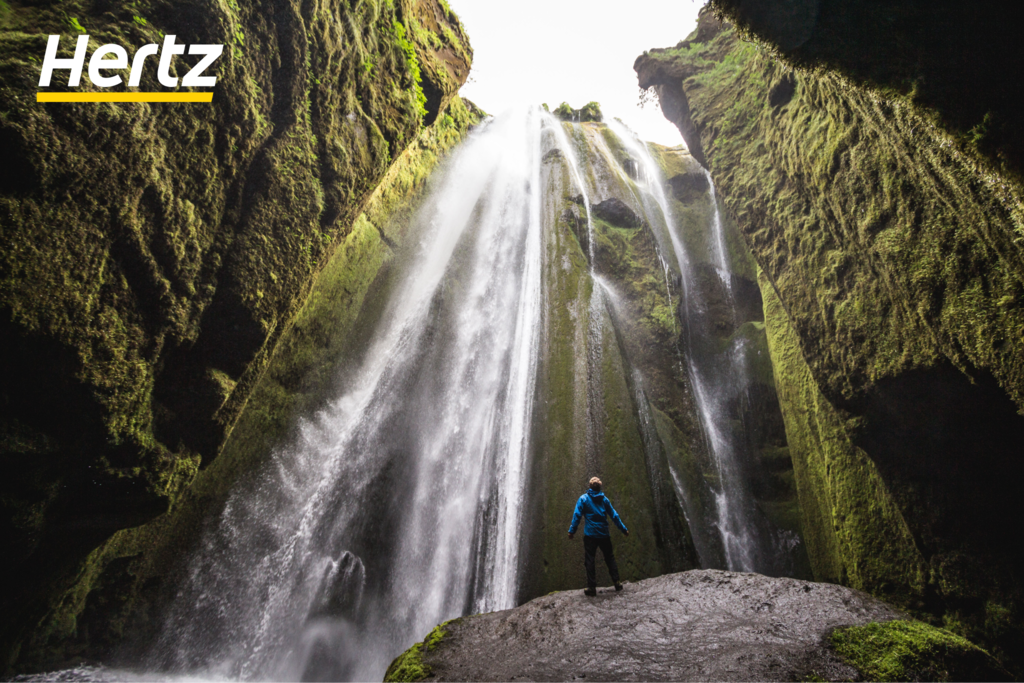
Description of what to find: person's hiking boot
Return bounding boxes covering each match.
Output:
[584,587,597,597]
[615,582,623,592]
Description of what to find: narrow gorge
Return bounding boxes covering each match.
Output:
[2,0,1023,680]
[5,99,808,678]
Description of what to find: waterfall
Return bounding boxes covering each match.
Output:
[602,120,788,575]
[146,107,546,682]
[42,107,804,683]
[705,169,733,293]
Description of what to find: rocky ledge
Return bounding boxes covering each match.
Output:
[386,570,1008,682]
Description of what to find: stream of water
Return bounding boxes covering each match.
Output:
[602,121,790,574]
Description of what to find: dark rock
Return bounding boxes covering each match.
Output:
[622,158,640,180]
[592,198,645,229]
[768,72,798,108]
[403,570,911,681]
[309,551,366,620]
[667,172,710,204]
[542,148,564,163]
[634,13,728,170]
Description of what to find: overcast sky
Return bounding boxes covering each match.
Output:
[449,0,704,145]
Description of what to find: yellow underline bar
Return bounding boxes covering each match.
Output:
[37,92,213,103]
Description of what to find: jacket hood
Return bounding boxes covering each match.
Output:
[587,488,605,500]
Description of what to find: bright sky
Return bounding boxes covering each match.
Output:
[449,0,705,145]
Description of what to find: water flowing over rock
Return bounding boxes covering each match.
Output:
[4,105,806,678]
[141,107,550,681]
[0,0,472,670]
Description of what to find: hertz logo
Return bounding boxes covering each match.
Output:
[37,34,223,103]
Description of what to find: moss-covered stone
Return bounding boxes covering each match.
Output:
[523,117,805,594]
[0,0,474,668]
[831,620,1010,682]
[523,121,704,599]
[384,620,455,683]
[760,269,927,602]
[707,0,1024,184]
[552,101,603,123]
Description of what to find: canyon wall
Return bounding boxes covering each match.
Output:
[0,0,472,671]
[636,8,1024,670]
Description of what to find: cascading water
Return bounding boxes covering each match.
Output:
[145,107,547,682]
[602,120,793,575]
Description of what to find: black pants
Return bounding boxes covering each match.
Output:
[584,535,620,588]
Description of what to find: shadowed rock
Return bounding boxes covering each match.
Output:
[592,197,645,229]
[667,172,710,204]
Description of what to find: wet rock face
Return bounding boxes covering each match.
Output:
[668,172,710,204]
[412,570,902,681]
[591,197,645,229]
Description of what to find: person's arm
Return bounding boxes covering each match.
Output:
[568,496,584,537]
[606,498,628,535]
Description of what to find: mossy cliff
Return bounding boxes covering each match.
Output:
[524,121,698,597]
[0,0,473,671]
[522,119,807,597]
[707,0,1024,183]
[6,96,483,674]
[636,9,1024,670]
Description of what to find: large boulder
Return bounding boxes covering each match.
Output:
[387,570,1006,681]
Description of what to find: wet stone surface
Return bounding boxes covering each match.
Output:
[421,570,903,681]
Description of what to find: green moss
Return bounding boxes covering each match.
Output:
[599,125,631,165]
[384,641,431,681]
[760,268,926,599]
[384,620,456,682]
[525,125,712,600]
[646,141,692,179]
[1,0,473,522]
[659,19,1024,414]
[391,18,428,121]
[831,620,1007,682]
[529,155,595,595]
[553,101,603,122]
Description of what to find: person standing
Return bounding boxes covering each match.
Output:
[568,476,629,596]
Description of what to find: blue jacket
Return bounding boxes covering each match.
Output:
[568,489,628,537]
